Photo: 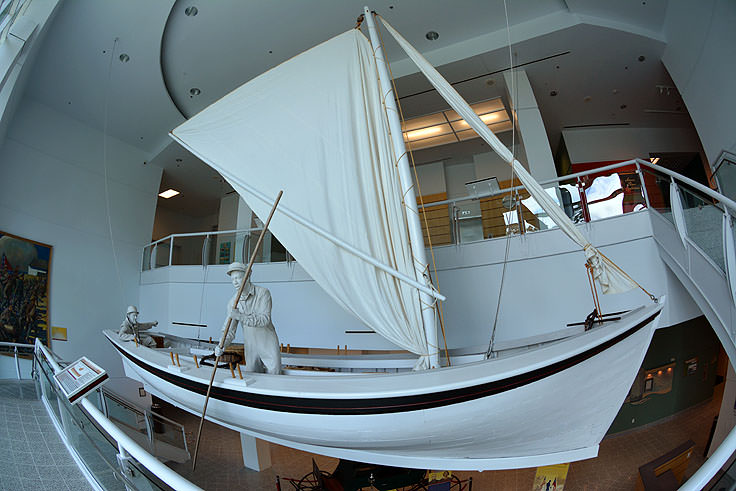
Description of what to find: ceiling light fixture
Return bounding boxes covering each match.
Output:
[650,157,660,165]
[185,6,198,16]
[189,88,201,96]
[159,189,180,199]
[119,53,129,63]
[401,98,511,150]
[425,31,439,41]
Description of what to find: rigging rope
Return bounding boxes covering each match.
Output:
[487,0,519,358]
[375,17,450,366]
[103,38,125,306]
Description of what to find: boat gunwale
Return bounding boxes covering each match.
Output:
[105,302,662,414]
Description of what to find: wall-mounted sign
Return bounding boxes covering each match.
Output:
[51,326,67,342]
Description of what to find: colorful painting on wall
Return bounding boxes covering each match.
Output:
[0,231,52,347]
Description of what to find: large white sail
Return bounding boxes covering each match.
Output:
[171,30,428,359]
[380,17,639,295]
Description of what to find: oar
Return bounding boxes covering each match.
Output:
[191,190,283,471]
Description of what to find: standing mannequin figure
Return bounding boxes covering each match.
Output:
[216,262,281,374]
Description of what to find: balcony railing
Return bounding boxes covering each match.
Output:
[142,159,656,271]
[32,340,201,490]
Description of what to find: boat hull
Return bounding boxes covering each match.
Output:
[105,303,663,470]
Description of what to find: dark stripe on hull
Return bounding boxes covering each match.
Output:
[110,311,659,415]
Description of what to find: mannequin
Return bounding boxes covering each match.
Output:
[216,262,281,374]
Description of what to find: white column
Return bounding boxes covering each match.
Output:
[240,433,271,471]
[364,7,439,369]
[503,69,557,183]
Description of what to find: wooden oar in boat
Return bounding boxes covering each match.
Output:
[191,190,283,471]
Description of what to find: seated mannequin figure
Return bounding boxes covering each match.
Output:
[215,262,281,374]
[119,305,158,348]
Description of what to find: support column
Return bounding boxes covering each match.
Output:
[240,433,271,471]
[503,69,557,183]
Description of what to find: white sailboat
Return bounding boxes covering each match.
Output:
[105,9,664,470]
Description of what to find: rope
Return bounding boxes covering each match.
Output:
[375,15,450,366]
[487,0,519,359]
[102,38,125,305]
[585,262,603,321]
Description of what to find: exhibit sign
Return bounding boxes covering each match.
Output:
[54,356,108,404]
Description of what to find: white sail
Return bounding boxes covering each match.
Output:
[171,30,428,359]
[380,17,639,295]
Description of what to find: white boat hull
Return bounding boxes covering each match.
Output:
[105,302,663,470]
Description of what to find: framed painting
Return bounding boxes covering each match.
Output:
[0,231,52,347]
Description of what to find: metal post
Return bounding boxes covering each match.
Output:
[14,346,20,379]
[168,237,174,266]
[364,6,439,368]
[578,177,591,222]
[635,161,652,209]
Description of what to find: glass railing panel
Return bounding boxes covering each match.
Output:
[679,186,725,271]
[37,353,61,420]
[149,412,189,460]
[34,348,176,490]
[103,391,148,437]
[171,235,206,266]
[519,185,567,233]
[641,168,673,222]
[450,198,482,243]
[65,400,128,490]
[478,193,525,239]
[579,171,646,221]
[211,232,236,265]
[153,241,171,268]
[142,244,153,271]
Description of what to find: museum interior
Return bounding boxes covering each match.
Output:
[1,1,736,490]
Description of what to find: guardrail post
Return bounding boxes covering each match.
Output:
[635,161,652,209]
[577,177,591,222]
[168,237,174,267]
[14,346,20,379]
[202,234,209,267]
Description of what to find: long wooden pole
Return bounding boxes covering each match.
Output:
[191,190,283,471]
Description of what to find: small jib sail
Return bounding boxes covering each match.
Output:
[378,17,639,295]
[171,30,429,360]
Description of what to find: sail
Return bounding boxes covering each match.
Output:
[171,30,428,358]
[380,18,638,295]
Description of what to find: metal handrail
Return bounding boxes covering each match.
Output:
[0,340,33,380]
[145,226,264,249]
[637,158,736,213]
[34,339,202,491]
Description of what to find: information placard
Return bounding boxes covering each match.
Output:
[53,356,108,404]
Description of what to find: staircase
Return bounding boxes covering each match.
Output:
[644,160,736,361]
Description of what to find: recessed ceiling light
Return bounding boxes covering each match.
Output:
[638,55,646,62]
[425,31,439,41]
[185,6,198,16]
[550,90,558,97]
[119,53,129,63]
[159,189,180,199]
[583,96,592,102]
[485,79,495,86]
[175,158,183,162]
[189,88,201,96]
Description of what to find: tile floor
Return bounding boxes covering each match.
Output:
[0,377,727,490]
[0,380,92,491]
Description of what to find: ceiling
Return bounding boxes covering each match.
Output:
[24,0,690,219]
